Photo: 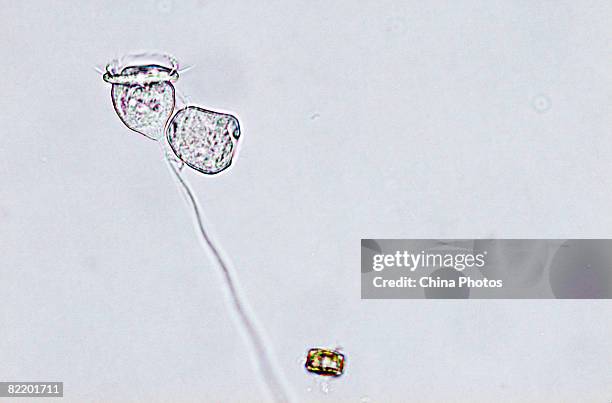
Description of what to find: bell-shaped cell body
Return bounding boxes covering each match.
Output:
[108,65,177,140]
[166,106,241,175]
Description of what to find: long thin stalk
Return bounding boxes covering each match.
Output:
[164,154,293,403]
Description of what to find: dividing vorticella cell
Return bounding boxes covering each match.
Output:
[102,52,242,176]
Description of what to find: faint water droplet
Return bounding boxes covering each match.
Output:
[360,396,372,403]
[532,94,551,113]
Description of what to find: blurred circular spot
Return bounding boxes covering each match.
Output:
[424,268,470,299]
[532,94,551,113]
[361,240,382,273]
[549,240,612,298]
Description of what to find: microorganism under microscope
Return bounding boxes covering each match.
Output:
[305,348,345,377]
[110,66,176,140]
[103,55,179,140]
[101,52,292,403]
[167,106,241,174]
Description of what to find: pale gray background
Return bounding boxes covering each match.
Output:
[1,1,611,402]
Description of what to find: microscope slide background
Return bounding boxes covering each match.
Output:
[1,1,611,402]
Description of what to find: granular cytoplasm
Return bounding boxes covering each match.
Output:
[103,53,179,141]
[167,106,241,175]
[107,65,177,140]
[305,348,345,377]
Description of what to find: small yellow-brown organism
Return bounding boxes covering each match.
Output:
[305,348,345,377]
